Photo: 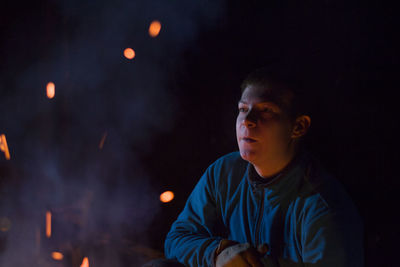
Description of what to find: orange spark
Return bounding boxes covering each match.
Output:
[46,211,51,238]
[99,132,108,150]
[124,48,135,59]
[149,20,162,37]
[0,134,10,160]
[80,257,89,267]
[160,191,174,203]
[52,252,64,261]
[46,82,55,99]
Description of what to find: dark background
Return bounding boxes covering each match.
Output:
[0,0,398,266]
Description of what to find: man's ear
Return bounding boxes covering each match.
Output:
[291,115,311,138]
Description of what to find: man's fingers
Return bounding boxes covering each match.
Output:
[257,243,269,256]
[215,243,268,267]
[216,243,253,267]
[227,254,253,266]
[241,248,264,267]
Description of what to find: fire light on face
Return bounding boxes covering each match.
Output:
[46,82,55,99]
[149,20,162,37]
[46,211,52,238]
[124,48,136,59]
[0,134,10,160]
[160,191,174,203]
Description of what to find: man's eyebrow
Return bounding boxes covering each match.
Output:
[238,100,277,106]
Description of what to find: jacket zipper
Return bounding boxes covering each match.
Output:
[254,187,265,246]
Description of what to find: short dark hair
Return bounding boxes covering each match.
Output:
[240,67,311,122]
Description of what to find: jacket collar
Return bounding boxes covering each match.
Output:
[246,148,313,201]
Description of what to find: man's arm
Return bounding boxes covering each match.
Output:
[164,165,226,267]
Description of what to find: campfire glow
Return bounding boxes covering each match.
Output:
[80,257,89,267]
[149,20,162,37]
[124,48,136,59]
[52,251,64,261]
[160,191,174,203]
[46,82,55,99]
[0,134,10,160]
[46,211,52,238]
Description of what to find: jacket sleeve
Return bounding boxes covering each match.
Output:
[164,165,225,266]
[300,198,364,267]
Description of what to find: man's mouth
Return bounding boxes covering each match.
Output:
[242,137,256,143]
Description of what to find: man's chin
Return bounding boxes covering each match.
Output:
[239,149,258,163]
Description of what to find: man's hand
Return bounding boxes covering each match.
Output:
[215,241,269,267]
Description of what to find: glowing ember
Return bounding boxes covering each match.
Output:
[52,252,64,261]
[80,257,89,267]
[46,82,55,99]
[46,211,51,238]
[99,132,108,150]
[124,48,135,59]
[0,134,10,160]
[149,20,162,37]
[160,191,174,203]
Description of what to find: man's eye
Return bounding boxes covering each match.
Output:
[238,107,247,112]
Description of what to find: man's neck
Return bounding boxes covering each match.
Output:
[253,148,299,179]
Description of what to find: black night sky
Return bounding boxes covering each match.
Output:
[0,1,398,266]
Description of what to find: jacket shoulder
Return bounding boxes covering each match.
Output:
[208,151,247,172]
[205,151,248,185]
[299,154,362,222]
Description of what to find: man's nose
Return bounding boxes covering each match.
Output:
[243,110,257,128]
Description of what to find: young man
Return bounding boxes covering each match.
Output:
[162,68,364,267]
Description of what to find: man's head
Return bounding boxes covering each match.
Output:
[236,68,311,168]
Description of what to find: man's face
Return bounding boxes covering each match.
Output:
[236,84,295,166]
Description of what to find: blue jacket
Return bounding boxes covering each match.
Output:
[165,150,364,266]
